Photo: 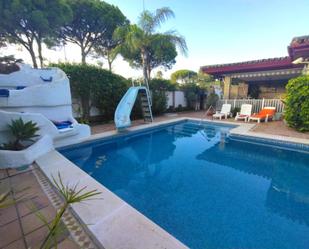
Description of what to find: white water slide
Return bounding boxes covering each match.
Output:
[114,86,153,129]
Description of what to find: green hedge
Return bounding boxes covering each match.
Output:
[284,75,309,132]
[149,79,176,115]
[50,64,172,122]
[51,63,129,122]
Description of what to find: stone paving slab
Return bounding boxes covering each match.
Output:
[0,165,82,249]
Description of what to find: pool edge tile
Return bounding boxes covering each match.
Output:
[36,150,188,249]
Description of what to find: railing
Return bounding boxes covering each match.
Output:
[132,79,152,106]
[216,98,285,113]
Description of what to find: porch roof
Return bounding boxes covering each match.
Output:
[201,35,309,78]
[200,57,302,77]
[228,68,303,82]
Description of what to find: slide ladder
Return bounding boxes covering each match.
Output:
[114,86,153,129]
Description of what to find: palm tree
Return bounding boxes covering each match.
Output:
[115,7,187,90]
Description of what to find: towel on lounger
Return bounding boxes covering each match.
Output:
[52,120,73,129]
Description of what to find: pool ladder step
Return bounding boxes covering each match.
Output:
[167,126,200,136]
[140,91,153,123]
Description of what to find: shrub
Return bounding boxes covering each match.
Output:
[284,75,309,132]
[151,90,167,115]
[51,63,129,122]
[231,107,241,117]
[180,83,200,109]
[149,78,175,115]
[0,55,22,74]
[0,118,39,150]
[205,93,219,109]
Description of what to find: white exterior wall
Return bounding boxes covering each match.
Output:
[166,92,174,108]
[72,98,101,118]
[174,91,187,107]
[165,91,187,109]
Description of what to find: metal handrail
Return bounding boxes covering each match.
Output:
[199,105,215,125]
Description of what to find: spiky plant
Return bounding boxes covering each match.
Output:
[38,173,101,249]
[7,118,40,150]
[0,185,29,209]
[0,191,13,209]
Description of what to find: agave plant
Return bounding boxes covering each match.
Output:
[38,173,101,249]
[3,118,40,150]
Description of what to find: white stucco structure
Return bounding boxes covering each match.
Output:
[0,135,53,169]
[0,111,90,147]
[0,64,91,168]
[0,64,73,120]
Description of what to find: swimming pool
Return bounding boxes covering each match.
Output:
[60,121,309,249]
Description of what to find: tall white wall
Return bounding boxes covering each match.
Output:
[166,92,174,108]
[174,91,187,107]
[166,91,187,108]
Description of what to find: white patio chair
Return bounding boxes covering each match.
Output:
[213,104,232,120]
[235,104,252,122]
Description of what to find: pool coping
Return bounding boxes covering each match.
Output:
[35,118,309,249]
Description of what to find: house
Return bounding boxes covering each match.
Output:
[201,36,309,99]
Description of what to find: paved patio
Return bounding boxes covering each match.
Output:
[91,111,309,140]
[0,167,75,249]
[0,166,95,249]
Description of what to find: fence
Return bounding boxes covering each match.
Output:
[216,98,285,113]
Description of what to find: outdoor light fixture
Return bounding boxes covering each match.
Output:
[292,57,309,75]
[292,57,304,64]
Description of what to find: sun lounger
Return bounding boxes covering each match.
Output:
[248,107,276,123]
[235,104,252,122]
[213,104,232,120]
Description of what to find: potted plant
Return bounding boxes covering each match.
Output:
[0,118,53,168]
[231,107,241,117]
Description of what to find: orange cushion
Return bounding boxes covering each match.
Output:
[252,109,275,118]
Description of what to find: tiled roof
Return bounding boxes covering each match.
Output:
[200,56,300,75]
[290,35,309,47]
[201,35,309,76]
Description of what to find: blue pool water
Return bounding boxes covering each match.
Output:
[60,121,309,249]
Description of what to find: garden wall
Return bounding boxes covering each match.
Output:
[166,91,187,109]
[73,90,188,119]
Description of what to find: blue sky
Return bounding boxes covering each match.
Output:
[4,0,309,78]
[104,0,309,76]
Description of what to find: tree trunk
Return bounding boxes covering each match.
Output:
[147,64,152,80]
[37,39,44,68]
[141,49,152,106]
[107,51,112,72]
[81,97,90,122]
[29,47,38,68]
[81,46,86,64]
[141,49,149,87]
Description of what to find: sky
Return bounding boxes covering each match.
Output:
[2,0,309,79]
